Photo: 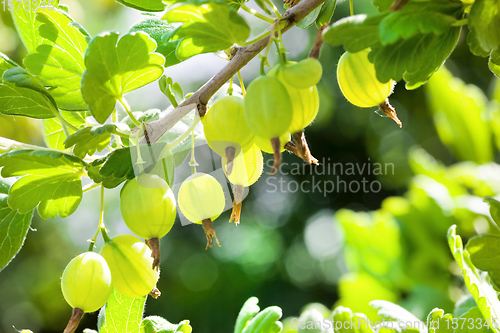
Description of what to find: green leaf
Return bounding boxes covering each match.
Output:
[369,26,461,88]
[163,2,250,60]
[114,0,166,12]
[0,81,58,119]
[336,273,397,321]
[157,40,183,67]
[296,6,322,29]
[0,54,58,119]
[456,307,488,333]
[468,0,500,55]
[454,296,478,319]
[130,18,177,47]
[0,150,84,218]
[378,3,459,45]
[241,306,282,333]
[3,66,58,106]
[466,235,500,290]
[331,306,375,333]
[427,308,453,333]
[297,309,327,333]
[315,0,336,28]
[483,197,500,228]
[43,119,70,151]
[159,76,184,107]
[64,124,116,159]
[0,188,34,271]
[121,108,161,131]
[447,225,500,333]
[372,0,393,12]
[336,209,402,282]
[130,19,182,67]
[369,300,420,333]
[81,32,165,124]
[426,67,493,163]
[23,8,90,111]
[0,52,19,79]
[141,316,192,333]
[88,148,136,188]
[42,111,87,150]
[324,5,463,89]
[11,1,60,53]
[100,289,146,333]
[234,297,260,333]
[489,50,500,78]
[323,14,385,53]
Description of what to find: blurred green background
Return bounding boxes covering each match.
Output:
[1,0,500,332]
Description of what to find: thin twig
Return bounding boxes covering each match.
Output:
[141,0,327,145]
[309,23,328,59]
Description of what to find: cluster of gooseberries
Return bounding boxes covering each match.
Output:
[61,173,174,332]
[59,46,399,333]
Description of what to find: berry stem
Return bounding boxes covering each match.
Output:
[230,184,245,224]
[349,0,354,15]
[166,115,200,150]
[63,307,84,333]
[240,4,275,23]
[202,218,221,250]
[118,97,141,128]
[264,0,282,19]
[378,99,402,128]
[149,286,161,299]
[88,186,106,252]
[228,76,234,95]
[145,238,161,271]
[309,24,328,59]
[292,131,319,165]
[270,137,282,176]
[237,71,246,97]
[189,130,198,174]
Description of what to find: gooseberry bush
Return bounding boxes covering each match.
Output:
[1,0,500,331]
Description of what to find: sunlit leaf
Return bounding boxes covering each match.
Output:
[64,124,116,159]
[163,2,250,60]
[0,150,84,218]
[447,225,500,333]
[0,181,33,271]
[100,289,146,333]
[81,32,165,124]
[24,7,90,110]
[426,67,493,163]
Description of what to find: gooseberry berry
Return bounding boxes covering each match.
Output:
[61,252,112,313]
[61,252,113,333]
[203,96,255,170]
[336,49,394,108]
[244,75,293,174]
[337,49,402,127]
[281,57,323,89]
[100,234,159,299]
[178,172,225,249]
[120,173,176,270]
[268,64,320,134]
[222,144,263,224]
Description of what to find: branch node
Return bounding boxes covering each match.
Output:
[197,103,207,117]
